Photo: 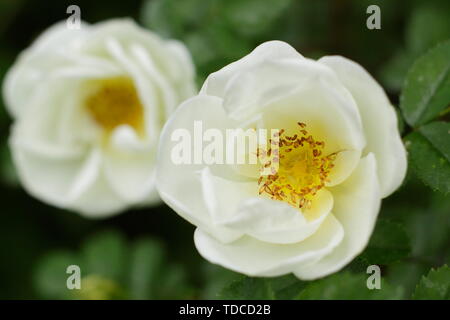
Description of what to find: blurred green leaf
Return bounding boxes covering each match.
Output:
[224,0,291,37]
[158,263,193,299]
[200,263,240,299]
[0,143,18,187]
[409,188,450,259]
[406,4,450,55]
[380,1,450,92]
[400,40,450,127]
[296,272,403,300]
[206,22,252,60]
[33,230,194,300]
[413,265,450,300]
[141,0,215,38]
[34,251,79,299]
[219,274,307,300]
[405,121,450,193]
[269,274,307,300]
[219,277,274,300]
[128,237,164,299]
[140,0,295,80]
[359,219,411,265]
[140,0,177,37]
[184,31,219,68]
[396,107,405,134]
[387,262,427,299]
[380,50,416,93]
[81,230,127,282]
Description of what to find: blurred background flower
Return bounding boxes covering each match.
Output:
[0,0,448,299]
[3,19,196,217]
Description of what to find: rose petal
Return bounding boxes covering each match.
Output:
[294,154,381,280]
[156,95,243,243]
[200,41,303,98]
[319,56,407,197]
[194,213,343,277]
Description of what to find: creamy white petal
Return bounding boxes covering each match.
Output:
[262,80,365,155]
[2,22,88,118]
[130,43,178,118]
[220,59,348,121]
[10,77,91,154]
[294,154,381,280]
[67,148,102,202]
[326,149,361,187]
[200,167,257,224]
[109,125,153,152]
[200,41,303,98]
[199,163,335,244]
[319,56,407,197]
[11,141,89,208]
[104,129,157,204]
[156,95,243,243]
[104,37,161,144]
[68,172,128,218]
[165,40,197,98]
[86,19,193,87]
[26,21,88,54]
[194,213,343,277]
[13,136,131,217]
[224,189,333,244]
[3,53,70,118]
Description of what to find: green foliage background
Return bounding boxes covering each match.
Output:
[0,0,448,299]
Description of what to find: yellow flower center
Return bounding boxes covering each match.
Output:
[84,77,144,136]
[258,122,336,210]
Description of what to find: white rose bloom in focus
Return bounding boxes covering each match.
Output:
[156,41,407,279]
[3,19,196,217]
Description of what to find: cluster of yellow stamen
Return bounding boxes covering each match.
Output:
[84,77,144,136]
[258,122,336,209]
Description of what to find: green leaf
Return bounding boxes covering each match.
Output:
[400,40,450,127]
[140,0,178,38]
[406,4,450,55]
[409,188,450,258]
[34,251,80,299]
[268,274,307,299]
[359,219,411,265]
[224,0,292,37]
[387,262,427,299]
[296,272,403,300]
[380,50,416,92]
[127,237,165,299]
[140,0,216,38]
[200,263,241,299]
[157,263,193,299]
[219,277,274,300]
[219,274,307,300]
[81,230,127,282]
[0,143,18,187]
[405,121,450,193]
[413,265,450,300]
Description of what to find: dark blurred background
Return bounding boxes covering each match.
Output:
[0,0,449,299]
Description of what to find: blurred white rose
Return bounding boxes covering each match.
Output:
[3,19,196,217]
[156,41,407,279]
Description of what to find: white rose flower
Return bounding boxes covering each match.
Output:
[3,19,196,217]
[156,41,407,279]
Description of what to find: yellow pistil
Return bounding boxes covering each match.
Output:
[84,77,144,136]
[258,122,336,210]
